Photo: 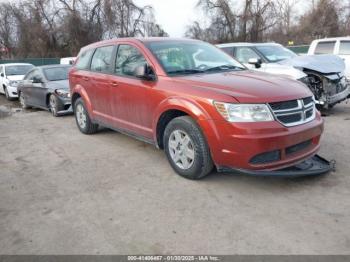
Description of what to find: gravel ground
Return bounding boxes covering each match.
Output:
[0,94,350,255]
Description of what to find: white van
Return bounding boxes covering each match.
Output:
[308,37,350,79]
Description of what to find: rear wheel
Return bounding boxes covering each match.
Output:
[163,116,214,179]
[74,98,98,134]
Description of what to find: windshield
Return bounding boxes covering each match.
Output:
[43,66,71,81]
[146,41,245,76]
[255,45,297,62]
[5,65,34,76]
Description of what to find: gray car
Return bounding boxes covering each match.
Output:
[17,65,72,116]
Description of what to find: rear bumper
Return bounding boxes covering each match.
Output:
[217,155,334,177]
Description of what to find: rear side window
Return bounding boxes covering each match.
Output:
[115,45,147,77]
[314,41,336,54]
[76,49,94,70]
[91,45,114,73]
[339,41,350,55]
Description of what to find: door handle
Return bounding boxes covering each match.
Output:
[83,76,89,81]
[110,82,119,87]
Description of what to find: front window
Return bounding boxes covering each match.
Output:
[5,65,34,76]
[43,66,71,81]
[235,47,261,64]
[255,45,297,62]
[146,41,245,76]
[115,44,147,77]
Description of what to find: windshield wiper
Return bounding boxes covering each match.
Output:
[204,65,242,72]
[167,69,204,75]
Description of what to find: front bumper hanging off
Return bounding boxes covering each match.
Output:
[218,155,335,177]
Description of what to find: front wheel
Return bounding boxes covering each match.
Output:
[49,94,63,117]
[163,116,214,179]
[74,98,98,134]
[19,92,29,109]
[4,87,14,101]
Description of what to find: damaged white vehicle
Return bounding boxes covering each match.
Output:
[217,42,350,108]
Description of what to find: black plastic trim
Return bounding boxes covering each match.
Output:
[217,155,334,177]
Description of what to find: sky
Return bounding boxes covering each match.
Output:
[134,0,202,37]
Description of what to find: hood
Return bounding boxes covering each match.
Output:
[262,63,307,80]
[173,70,312,103]
[47,80,69,90]
[7,75,25,81]
[278,54,345,74]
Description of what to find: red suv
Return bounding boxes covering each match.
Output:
[69,38,328,179]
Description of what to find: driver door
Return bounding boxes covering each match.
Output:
[109,44,156,139]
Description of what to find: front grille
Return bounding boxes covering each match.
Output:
[250,150,281,165]
[269,97,315,127]
[269,100,299,111]
[277,114,302,123]
[286,140,312,155]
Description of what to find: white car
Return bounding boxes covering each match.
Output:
[308,37,350,79]
[217,42,350,108]
[0,63,34,100]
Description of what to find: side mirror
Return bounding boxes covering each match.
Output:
[32,77,43,84]
[248,58,262,68]
[0,73,4,77]
[134,64,155,81]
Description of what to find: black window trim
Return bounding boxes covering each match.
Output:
[75,43,157,82]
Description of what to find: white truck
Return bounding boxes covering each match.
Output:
[308,37,350,79]
[0,63,34,100]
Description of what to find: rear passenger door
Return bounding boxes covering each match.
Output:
[88,45,116,123]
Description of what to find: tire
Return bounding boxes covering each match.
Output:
[163,116,214,179]
[4,87,14,101]
[19,92,29,109]
[49,94,63,117]
[74,97,98,134]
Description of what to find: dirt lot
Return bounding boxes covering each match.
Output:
[0,94,350,255]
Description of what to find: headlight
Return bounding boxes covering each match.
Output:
[214,102,274,122]
[9,80,18,87]
[55,89,70,98]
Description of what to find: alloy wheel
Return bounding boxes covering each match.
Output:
[76,103,87,129]
[49,95,57,116]
[168,130,195,170]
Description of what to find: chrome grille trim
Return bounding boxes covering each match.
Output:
[268,97,316,127]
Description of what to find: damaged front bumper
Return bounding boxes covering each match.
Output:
[218,155,334,177]
[326,85,350,105]
[56,105,73,116]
